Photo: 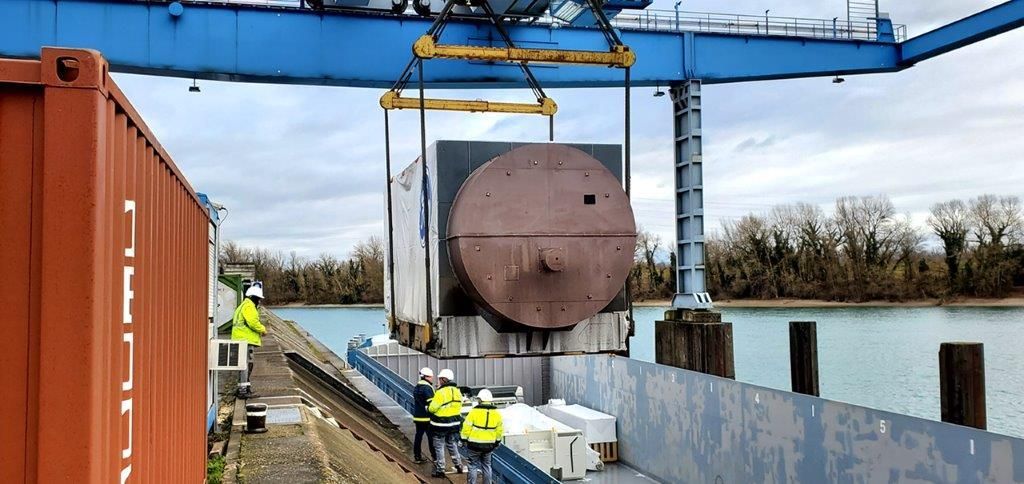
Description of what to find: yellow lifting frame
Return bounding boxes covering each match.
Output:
[413,35,636,68]
[380,90,558,116]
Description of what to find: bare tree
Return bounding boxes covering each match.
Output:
[221,240,245,263]
[966,195,1024,296]
[722,214,780,298]
[929,200,970,287]
[889,215,924,276]
[352,236,385,303]
[835,195,898,268]
[633,227,663,295]
[969,195,1023,247]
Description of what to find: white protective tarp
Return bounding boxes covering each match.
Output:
[540,403,617,444]
[216,280,238,327]
[499,403,576,435]
[384,152,440,326]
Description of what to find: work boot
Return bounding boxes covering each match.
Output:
[414,456,425,464]
[431,470,445,478]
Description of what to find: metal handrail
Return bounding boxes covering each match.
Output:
[175,1,908,43]
[604,9,907,42]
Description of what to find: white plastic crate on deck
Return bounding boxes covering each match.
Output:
[541,403,618,462]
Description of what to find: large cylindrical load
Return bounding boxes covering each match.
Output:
[447,144,637,331]
[386,140,634,358]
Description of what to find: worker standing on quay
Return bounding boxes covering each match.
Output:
[461,389,503,484]
[428,368,465,477]
[232,282,267,399]
[413,367,438,464]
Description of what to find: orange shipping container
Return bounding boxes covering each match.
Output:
[0,48,208,483]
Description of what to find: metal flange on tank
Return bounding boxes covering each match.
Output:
[447,144,637,332]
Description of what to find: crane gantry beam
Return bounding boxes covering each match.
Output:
[900,0,1024,65]
[0,0,890,87]
[3,1,1022,87]
[3,0,1021,88]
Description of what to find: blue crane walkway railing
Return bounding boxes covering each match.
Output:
[608,9,906,42]
[347,347,557,484]
[174,0,908,42]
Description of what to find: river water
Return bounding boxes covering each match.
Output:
[273,305,1024,438]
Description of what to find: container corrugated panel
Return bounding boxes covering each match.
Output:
[0,48,208,483]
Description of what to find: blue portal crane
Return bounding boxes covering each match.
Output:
[3,0,1021,87]
[3,0,1022,309]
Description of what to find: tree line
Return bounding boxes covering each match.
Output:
[221,237,385,305]
[222,231,680,305]
[224,194,1023,305]
[705,194,1024,301]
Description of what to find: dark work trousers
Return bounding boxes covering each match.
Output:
[414,421,437,460]
[239,344,255,385]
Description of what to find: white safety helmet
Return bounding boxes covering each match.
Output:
[245,283,264,299]
[419,367,434,378]
[438,369,454,381]
[477,389,493,403]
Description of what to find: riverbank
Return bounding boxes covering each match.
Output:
[633,297,1024,308]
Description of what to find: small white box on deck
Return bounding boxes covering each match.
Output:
[542,403,617,444]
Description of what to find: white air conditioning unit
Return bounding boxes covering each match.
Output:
[209,339,247,371]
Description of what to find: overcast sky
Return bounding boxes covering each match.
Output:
[113,0,1024,259]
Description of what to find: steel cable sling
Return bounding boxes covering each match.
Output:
[582,0,637,347]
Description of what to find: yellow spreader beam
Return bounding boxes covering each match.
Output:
[413,35,636,68]
[380,91,558,115]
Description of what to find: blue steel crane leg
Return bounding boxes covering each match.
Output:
[669,80,712,310]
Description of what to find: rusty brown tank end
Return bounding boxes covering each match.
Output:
[447,144,637,330]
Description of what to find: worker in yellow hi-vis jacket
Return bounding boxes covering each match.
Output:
[428,369,464,477]
[232,282,266,399]
[461,389,503,484]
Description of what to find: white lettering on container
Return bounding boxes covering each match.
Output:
[124,201,136,257]
[122,332,133,392]
[121,398,133,459]
[120,199,136,483]
[123,267,134,324]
